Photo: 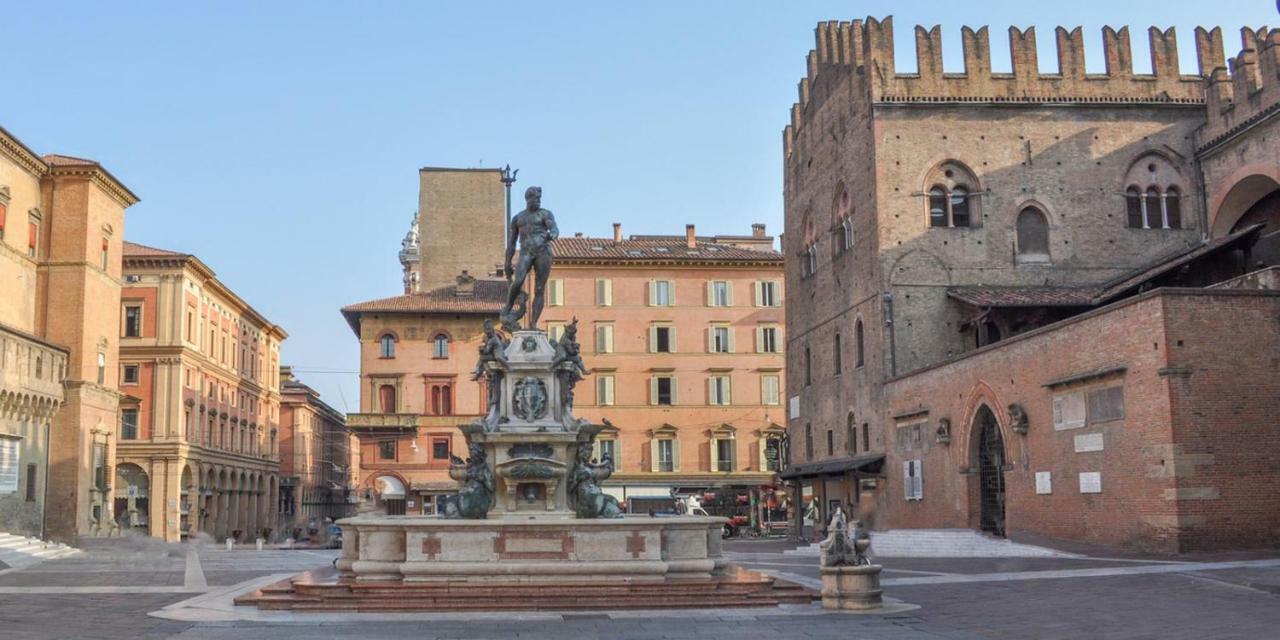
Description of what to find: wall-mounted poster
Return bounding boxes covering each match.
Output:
[0,436,19,494]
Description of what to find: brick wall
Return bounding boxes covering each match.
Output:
[880,289,1280,553]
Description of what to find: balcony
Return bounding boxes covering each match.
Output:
[346,413,482,432]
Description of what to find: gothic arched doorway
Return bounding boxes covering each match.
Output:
[974,406,1006,537]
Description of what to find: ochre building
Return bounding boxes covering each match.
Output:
[117,242,286,542]
[278,366,353,540]
[0,125,137,542]
[341,168,788,523]
[781,18,1280,552]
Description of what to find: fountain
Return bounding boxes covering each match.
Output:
[235,186,813,610]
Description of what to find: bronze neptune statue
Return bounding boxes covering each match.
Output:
[501,186,559,330]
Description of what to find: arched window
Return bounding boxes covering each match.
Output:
[924,161,980,228]
[928,187,948,227]
[832,185,854,256]
[1015,207,1050,260]
[1144,188,1161,229]
[432,334,449,359]
[1125,187,1143,228]
[826,429,834,456]
[950,187,970,227]
[379,334,396,358]
[833,333,842,374]
[804,346,812,386]
[378,384,397,414]
[1165,186,1182,229]
[854,320,865,367]
[1124,154,1187,230]
[846,413,856,454]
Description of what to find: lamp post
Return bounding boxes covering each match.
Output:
[500,165,519,253]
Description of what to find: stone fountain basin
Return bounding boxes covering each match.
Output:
[335,515,728,583]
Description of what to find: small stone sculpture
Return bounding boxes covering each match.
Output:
[567,436,623,519]
[472,319,509,428]
[1008,403,1029,435]
[551,317,591,416]
[441,442,496,519]
[820,507,872,567]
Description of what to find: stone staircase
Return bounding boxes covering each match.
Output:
[784,529,1080,558]
[0,532,82,570]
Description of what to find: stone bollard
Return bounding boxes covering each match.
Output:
[225,537,234,551]
[821,564,884,610]
[256,538,264,551]
[285,537,294,549]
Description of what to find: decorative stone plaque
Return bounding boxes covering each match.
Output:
[1079,472,1102,494]
[1035,471,1052,495]
[1074,432,1104,453]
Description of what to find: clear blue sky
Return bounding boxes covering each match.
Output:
[4,1,1272,412]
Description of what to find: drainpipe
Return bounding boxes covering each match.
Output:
[41,417,51,541]
[882,292,897,378]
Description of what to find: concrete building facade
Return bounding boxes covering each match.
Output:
[781,18,1280,552]
[0,126,138,542]
[116,242,286,542]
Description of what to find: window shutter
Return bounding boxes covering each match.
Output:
[650,438,659,472]
[706,377,714,405]
[670,376,678,405]
[605,376,614,404]
[28,222,37,249]
[669,327,677,352]
[706,326,714,353]
[648,280,656,306]
[753,281,762,307]
[649,377,658,405]
[705,281,713,306]
[648,325,657,353]
[724,282,734,307]
[709,438,719,472]
[668,282,675,306]
[605,325,614,353]
[1052,396,1064,429]
[724,377,732,405]
[755,327,764,353]
[913,460,924,499]
[727,327,736,353]
[773,281,783,306]
[672,438,682,472]
[903,461,913,500]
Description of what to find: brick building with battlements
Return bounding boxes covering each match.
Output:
[781,18,1280,553]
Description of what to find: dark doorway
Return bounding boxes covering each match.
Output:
[975,406,1006,537]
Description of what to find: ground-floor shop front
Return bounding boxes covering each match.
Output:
[779,453,885,540]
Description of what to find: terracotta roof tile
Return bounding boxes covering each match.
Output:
[947,286,1100,307]
[123,241,188,258]
[551,236,781,263]
[42,153,100,167]
[342,280,507,317]
[948,224,1266,309]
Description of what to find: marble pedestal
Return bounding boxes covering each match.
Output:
[335,515,727,583]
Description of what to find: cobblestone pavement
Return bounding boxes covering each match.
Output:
[1,538,1278,639]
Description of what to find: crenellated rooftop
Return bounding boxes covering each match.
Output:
[1199,27,1280,154]
[785,17,1248,157]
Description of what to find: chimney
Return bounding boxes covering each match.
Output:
[612,222,622,242]
[455,270,476,297]
[752,223,766,238]
[685,224,696,249]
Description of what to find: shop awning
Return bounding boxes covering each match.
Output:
[778,453,884,480]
